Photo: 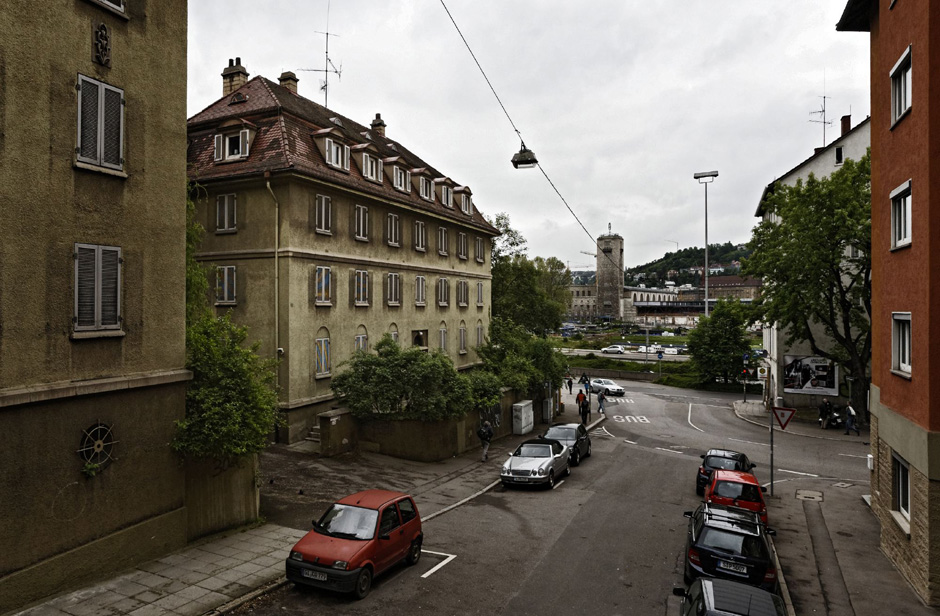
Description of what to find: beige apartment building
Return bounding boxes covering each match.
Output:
[0,1,190,611]
[187,63,499,442]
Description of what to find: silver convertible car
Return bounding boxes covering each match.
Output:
[500,438,570,489]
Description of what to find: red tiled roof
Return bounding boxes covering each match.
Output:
[187,76,499,235]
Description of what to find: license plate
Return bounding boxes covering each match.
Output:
[302,569,327,581]
[516,477,530,482]
[717,560,747,574]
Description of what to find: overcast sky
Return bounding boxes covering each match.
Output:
[188,1,870,272]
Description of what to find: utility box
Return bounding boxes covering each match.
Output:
[542,399,552,423]
[512,400,534,435]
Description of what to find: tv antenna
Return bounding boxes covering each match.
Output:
[296,0,342,107]
[809,71,832,146]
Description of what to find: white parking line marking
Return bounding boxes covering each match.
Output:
[687,403,704,433]
[655,447,684,455]
[623,438,637,445]
[778,469,819,477]
[553,479,566,489]
[423,480,500,522]
[595,426,615,438]
[838,453,868,459]
[728,437,768,447]
[420,550,457,578]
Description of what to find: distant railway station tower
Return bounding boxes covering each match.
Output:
[596,226,624,319]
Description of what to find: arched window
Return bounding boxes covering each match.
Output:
[388,323,399,344]
[315,327,331,376]
[355,324,368,352]
[459,320,467,354]
[476,319,485,347]
[439,321,448,351]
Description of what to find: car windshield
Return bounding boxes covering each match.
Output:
[544,427,575,440]
[516,444,552,458]
[706,456,741,471]
[699,528,766,558]
[315,504,378,540]
[714,481,763,503]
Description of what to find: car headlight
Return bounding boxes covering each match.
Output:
[536,467,545,476]
[501,466,510,475]
[290,551,304,562]
[332,560,349,570]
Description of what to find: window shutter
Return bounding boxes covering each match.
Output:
[377,160,383,182]
[214,134,223,161]
[216,195,224,229]
[102,86,123,168]
[231,195,237,227]
[100,247,121,326]
[227,266,236,302]
[78,78,99,163]
[343,145,350,170]
[240,129,250,157]
[325,138,333,165]
[75,245,97,328]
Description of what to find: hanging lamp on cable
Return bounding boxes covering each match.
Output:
[511,140,538,169]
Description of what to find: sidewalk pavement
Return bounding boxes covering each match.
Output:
[12,395,600,616]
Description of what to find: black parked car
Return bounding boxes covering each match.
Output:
[543,423,592,466]
[696,449,756,496]
[682,503,778,593]
[672,578,785,616]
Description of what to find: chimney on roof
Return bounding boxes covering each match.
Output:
[278,71,299,94]
[841,114,851,136]
[814,147,826,156]
[222,57,249,96]
[371,113,386,137]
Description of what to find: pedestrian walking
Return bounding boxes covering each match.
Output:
[578,372,588,385]
[478,421,493,461]
[575,390,586,408]
[579,397,591,425]
[567,377,573,395]
[844,404,861,436]
[818,398,832,428]
[597,391,606,414]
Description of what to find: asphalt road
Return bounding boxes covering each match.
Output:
[234,382,874,615]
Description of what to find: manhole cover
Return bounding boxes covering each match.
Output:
[796,490,824,501]
[832,482,854,489]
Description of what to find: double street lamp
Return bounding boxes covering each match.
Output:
[693,170,719,317]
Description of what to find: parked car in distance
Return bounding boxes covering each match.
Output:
[601,344,626,354]
[672,578,786,616]
[286,490,423,600]
[683,503,778,593]
[589,378,625,396]
[543,423,592,466]
[704,470,768,524]
[696,449,756,496]
[500,438,570,488]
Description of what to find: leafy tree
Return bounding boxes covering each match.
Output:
[687,299,751,385]
[743,152,871,411]
[173,186,280,464]
[477,317,566,395]
[488,214,570,335]
[331,335,474,421]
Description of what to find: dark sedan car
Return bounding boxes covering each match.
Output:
[543,423,592,466]
[696,449,756,496]
[683,503,778,593]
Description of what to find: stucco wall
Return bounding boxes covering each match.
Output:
[185,456,260,541]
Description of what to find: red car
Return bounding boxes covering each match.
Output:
[704,470,768,524]
[286,490,423,599]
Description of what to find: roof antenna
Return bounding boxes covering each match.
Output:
[296,0,342,108]
[809,69,832,147]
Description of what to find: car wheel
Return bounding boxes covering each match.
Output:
[696,484,704,497]
[571,449,581,466]
[604,389,610,395]
[353,568,372,600]
[564,463,571,478]
[547,470,555,489]
[586,442,592,458]
[406,538,422,566]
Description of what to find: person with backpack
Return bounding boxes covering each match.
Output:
[478,421,493,462]
[597,391,607,415]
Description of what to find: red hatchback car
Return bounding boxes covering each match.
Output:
[704,470,768,524]
[286,490,423,599]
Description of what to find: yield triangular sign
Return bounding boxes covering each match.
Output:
[772,407,796,430]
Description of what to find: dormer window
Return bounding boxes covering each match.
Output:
[441,185,453,208]
[229,92,248,105]
[362,153,382,182]
[420,177,434,201]
[461,193,472,215]
[393,166,411,192]
[214,129,250,162]
[324,137,350,171]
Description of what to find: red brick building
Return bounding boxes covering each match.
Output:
[838,0,940,604]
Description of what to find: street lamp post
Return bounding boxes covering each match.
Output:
[693,171,719,316]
